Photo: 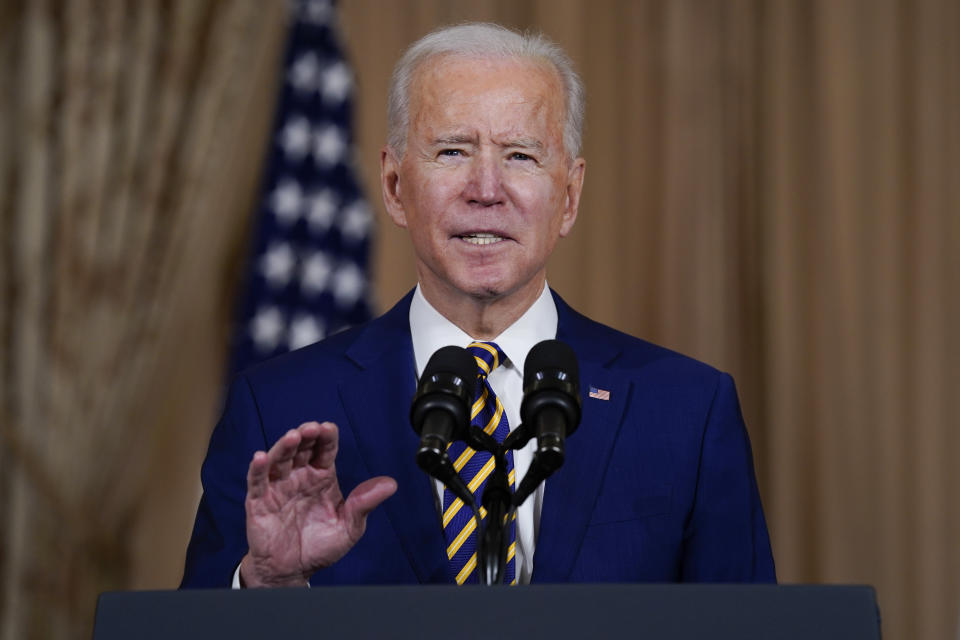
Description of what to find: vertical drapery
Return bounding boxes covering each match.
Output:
[756,3,959,638]
[0,2,287,638]
[0,2,956,640]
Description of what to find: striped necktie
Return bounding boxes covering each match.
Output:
[442,341,517,585]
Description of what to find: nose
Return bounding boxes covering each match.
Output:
[463,151,504,207]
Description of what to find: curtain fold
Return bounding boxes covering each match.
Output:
[0,2,288,638]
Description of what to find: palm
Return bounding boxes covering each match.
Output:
[241,422,397,587]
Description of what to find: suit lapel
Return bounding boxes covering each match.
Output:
[531,293,631,582]
[338,291,450,583]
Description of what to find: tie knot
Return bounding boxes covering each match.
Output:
[466,341,505,378]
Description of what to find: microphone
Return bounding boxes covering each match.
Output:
[409,346,477,508]
[512,339,582,506]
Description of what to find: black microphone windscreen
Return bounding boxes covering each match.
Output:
[523,339,579,388]
[421,345,478,395]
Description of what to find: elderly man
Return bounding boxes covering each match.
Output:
[181,23,775,588]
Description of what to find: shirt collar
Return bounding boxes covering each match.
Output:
[409,283,558,377]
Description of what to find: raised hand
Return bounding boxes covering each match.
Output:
[239,421,397,587]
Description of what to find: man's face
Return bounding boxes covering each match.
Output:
[381,55,585,307]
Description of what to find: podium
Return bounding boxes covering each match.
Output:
[93,584,880,639]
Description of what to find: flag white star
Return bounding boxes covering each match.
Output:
[300,251,333,295]
[320,62,352,104]
[250,306,286,352]
[313,124,347,167]
[331,262,366,307]
[289,52,320,93]
[300,0,332,25]
[269,179,304,226]
[340,200,372,243]
[235,0,372,373]
[288,313,325,350]
[260,242,297,288]
[278,115,312,160]
[306,188,338,233]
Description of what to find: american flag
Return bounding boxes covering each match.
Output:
[229,0,373,375]
[588,386,610,401]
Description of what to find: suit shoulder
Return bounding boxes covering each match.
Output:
[234,290,414,391]
[238,290,413,383]
[556,294,727,387]
[236,322,367,389]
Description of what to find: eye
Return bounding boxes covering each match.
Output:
[439,149,464,157]
[509,151,534,162]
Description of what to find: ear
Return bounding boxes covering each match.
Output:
[380,146,408,228]
[558,157,585,237]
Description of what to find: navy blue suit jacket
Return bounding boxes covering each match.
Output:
[181,290,775,587]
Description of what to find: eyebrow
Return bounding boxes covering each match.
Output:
[432,134,477,146]
[430,135,545,152]
[502,137,544,152]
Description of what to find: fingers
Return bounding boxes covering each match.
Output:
[247,421,339,497]
[292,421,324,468]
[267,428,302,481]
[247,451,270,500]
[308,421,339,470]
[343,476,398,527]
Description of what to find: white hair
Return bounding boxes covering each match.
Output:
[386,22,585,160]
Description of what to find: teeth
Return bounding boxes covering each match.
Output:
[461,233,504,246]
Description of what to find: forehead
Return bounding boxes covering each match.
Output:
[408,55,565,137]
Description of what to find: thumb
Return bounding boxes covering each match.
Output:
[342,476,398,532]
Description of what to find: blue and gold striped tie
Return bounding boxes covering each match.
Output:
[442,341,517,585]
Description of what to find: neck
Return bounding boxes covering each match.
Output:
[419,278,546,340]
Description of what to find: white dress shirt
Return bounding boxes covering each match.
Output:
[410,283,557,585]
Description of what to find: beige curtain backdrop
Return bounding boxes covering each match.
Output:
[0,1,288,638]
[0,1,956,640]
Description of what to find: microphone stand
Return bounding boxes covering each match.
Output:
[435,422,562,586]
[478,446,512,586]
[459,428,512,586]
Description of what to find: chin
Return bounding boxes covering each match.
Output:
[461,275,533,303]
[448,276,508,302]
[442,263,539,303]
[467,286,507,301]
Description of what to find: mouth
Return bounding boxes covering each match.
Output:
[456,232,508,246]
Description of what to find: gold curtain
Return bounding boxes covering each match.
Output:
[0,1,287,638]
[1,1,957,640]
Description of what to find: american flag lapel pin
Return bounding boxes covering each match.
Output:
[588,385,610,401]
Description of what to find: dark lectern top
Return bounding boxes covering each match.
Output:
[93,583,881,640]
